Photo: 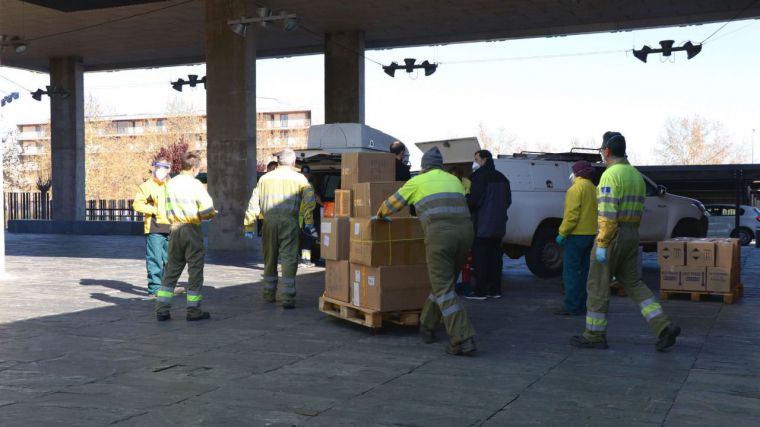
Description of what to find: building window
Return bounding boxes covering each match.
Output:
[280,114,288,128]
[156,119,166,131]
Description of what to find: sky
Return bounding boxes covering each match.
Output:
[1,18,759,167]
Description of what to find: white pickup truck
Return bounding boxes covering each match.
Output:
[495,151,708,277]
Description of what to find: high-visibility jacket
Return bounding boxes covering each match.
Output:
[378,168,470,229]
[133,177,171,234]
[244,166,315,232]
[596,159,646,248]
[164,172,217,225]
[559,177,598,237]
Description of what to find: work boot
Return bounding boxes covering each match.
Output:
[656,324,681,352]
[569,335,608,349]
[156,312,171,322]
[262,290,275,303]
[282,300,295,309]
[420,327,437,344]
[187,312,211,321]
[446,338,476,356]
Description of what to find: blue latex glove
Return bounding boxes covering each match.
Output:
[596,247,607,264]
[555,234,566,247]
[244,232,255,240]
[304,224,318,238]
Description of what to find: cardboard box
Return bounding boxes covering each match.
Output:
[679,266,706,291]
[353,181,410,218]
[349,217,426,267]
[350,263,431,311]
[686,239,715,267]
[659,265,681,291]
[706,266,738,293]
[335,189,353,217]
[341,152,395,189]
[324,260,351,302]
[714,238,741,268]
[321,217,350,261]
[657,240,685,266]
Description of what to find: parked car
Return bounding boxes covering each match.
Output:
[705,204,760,246]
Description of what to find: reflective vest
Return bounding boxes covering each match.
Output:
[133,177,171,234]
[380,168,470,229]
[597,159,646,248]
[558,177,598,237]
[244,166,315,231]
[164,173,217,225]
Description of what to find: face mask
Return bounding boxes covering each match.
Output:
[154,168,169,181]
[472,161,481,172]
[569,173,575,182]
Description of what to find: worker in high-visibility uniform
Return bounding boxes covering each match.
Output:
[244,149,315,309]
[554,160,598,315]
[570,132,680,351]
[132,158,172,296]
[156,151,216,322]
[377,147,476,355]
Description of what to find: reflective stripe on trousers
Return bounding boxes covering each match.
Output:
[639,297,664,321]
[157,286,174,303]
[263,275,277,290]
[586,311,608,332]
[280,277,296,295]
[427,291,462,317]
[186,290,202,307]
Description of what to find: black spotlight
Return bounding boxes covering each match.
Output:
[171,78,186,92]
[683,41,702,59]
[403,58,416,72]
[31,88,45,101]
[383,62,397,77]
[632,46,652,63]
[421,60,437,76]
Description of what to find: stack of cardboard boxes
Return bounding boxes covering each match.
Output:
[321,152,432,312]
[658,237,741,293]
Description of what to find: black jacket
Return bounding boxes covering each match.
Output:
[467,158,511,239]
[395,158,412,182]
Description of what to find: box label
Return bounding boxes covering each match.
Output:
[321,222,332,233]
[368,276,375,287]
[352,282,360,306]
[322,235,330,247]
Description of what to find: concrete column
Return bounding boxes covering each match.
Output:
[325,31,365,124]
[205,0,256,251]
[49,57,85,222]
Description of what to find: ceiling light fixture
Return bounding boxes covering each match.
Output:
[30,86,70,101]
[171,75,207,92]
[227,9,298,36]
[0,35,28,54]
[632,40,702,63]
[383,58,438,78]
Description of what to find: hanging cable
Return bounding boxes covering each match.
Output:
[700,0,760,44]
[440,49,627,65]
[0,74,32,92]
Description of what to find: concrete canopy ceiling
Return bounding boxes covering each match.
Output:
[1,0,759,72]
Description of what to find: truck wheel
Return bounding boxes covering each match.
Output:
[525,226,563,278]
[730,227,753,246]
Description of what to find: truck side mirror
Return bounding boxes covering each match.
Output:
[657,185,667,196]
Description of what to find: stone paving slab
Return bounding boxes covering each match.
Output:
[0,233,758,426]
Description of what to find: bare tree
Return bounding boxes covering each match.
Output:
[1,129,30,192]
[655,115,743,165]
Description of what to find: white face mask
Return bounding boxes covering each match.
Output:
[154,168,169,181]
[569,173,575,182]
[472,161,481,172]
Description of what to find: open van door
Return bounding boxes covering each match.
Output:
[415,137,482,166]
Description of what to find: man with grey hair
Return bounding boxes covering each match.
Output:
[244,149,316,308]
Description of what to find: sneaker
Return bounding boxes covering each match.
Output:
[553,307,584,316]
[656,324,681,352]
[569,335,608,349]
[282,301,296,309]
[464,291,487,301]
[447,338,477,356]
[420,327,437,344]
[173,287,186,295]
[156,313,171,322]
[487,293,502,299]
[187,312,211,321]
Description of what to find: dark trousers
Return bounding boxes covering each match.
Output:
[472,237,503,296]
[562,234,595,313]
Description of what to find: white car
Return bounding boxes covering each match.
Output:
[705,204,760,246]
[494,151,708,278]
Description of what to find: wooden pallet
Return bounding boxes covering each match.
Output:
[660,283,744,304]
[319,295,421,329]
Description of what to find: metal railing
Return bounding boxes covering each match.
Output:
[3,192,144,222]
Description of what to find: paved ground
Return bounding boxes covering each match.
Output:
[0,233,758,426]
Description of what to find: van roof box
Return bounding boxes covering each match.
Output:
[306,123,398,153]
[415,137,481,164]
